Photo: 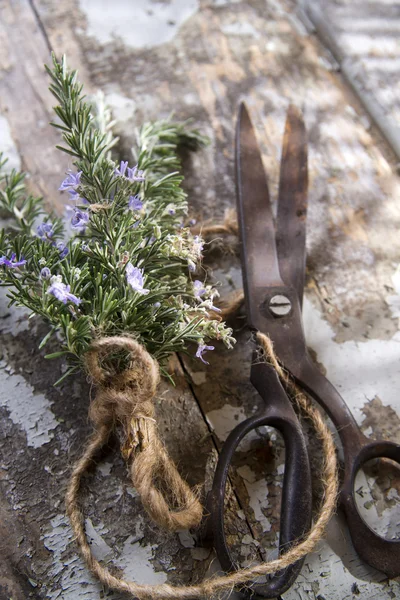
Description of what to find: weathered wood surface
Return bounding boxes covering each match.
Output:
[305,0,400,143]
[0,0,400,599]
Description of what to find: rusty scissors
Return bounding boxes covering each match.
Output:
[205,103,400,597]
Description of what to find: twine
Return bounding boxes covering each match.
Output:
[66,332,338,600]
[67,336,203,533]
[191,208,238,237]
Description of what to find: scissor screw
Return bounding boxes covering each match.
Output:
[269,295,292,317]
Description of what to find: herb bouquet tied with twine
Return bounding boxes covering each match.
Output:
[0,54,235,556]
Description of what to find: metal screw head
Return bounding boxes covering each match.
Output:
[268,294,292,317]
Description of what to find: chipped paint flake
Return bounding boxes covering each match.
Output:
[178,530,196,548]
[79,0,199,48]
[236,465,272,533]
[97,460,113,477]
[0,361,58,448]
[205,403,260,450]
[41,514,154,598]
[114,536,167,584]
[42,515,105,599]
[85,518,113,561]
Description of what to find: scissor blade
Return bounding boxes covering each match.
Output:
[235,103,284,328]
[276,105,308,306]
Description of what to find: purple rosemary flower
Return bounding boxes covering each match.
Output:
[37,221,54,240]
[125,263,150,295]
[196,344,215,365]
[168,208,176,215]
[128,195,143,211]
[201,299,221,313]
[153,302,161,308]
[48,277,81,305]
[56,241,69,259]
[59,170,82,193]
[115,161,128,177]
[193,280,206,298]
[188,259,196,272]
[40,267,51,279]
[189,219,197,226]
[71,207,90,231]
[0,253,26,268]
[127,165,145,182]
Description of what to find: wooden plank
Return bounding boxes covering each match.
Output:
[304,0,400,161]
[0,0,399,598]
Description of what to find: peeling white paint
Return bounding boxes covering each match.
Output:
[114,536,167,584]
[85,518,113,561]
[41,512,158,598]
[0,361,58,448]
[178,530,196,548]
[42,514,106,599]
[205,403,260,450]
[303,297,400,423]
[97,460,113,477]
[236,465,272,533]
[79,0,199,48]
[0,114,21,172]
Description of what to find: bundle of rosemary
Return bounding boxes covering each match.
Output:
[0,55,235,548]
[0,55,234,383]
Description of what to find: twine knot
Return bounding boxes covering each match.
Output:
[85,337,159,453]
[76,336,203,532]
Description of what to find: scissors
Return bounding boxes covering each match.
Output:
[204,103,400,598]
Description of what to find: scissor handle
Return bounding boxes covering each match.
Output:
[299,360,400,577]
[341,439,400,577]
[206,362,312,598]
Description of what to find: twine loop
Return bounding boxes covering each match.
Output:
[191,208,239,237]
[73,336,203,532]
